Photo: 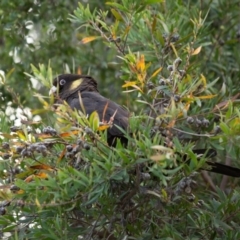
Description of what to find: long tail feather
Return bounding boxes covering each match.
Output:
[193,149,240,177]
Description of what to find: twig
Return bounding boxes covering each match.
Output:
[172,127,214,137]
[201,171,217,192]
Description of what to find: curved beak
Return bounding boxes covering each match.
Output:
[49,85,57,95]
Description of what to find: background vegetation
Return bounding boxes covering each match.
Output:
[0,0,240,239]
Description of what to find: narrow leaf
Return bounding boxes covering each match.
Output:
[192,46,202,55]
[98,125,110,131]
[89,111,99,131]
[122,81,138,88]
[111,8,123,21]
[150,67,163,78]
[197,94,217,99]
[136,54,145,72]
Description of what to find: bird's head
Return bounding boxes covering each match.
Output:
[49,74,98,99]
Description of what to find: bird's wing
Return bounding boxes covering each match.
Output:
[68,92,129,138]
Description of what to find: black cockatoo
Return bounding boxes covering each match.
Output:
[50,74,129,146]
[50,74,240,178]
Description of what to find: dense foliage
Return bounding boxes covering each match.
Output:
[0,0,240,239]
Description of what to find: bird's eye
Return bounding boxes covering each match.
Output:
[59,79,66,86]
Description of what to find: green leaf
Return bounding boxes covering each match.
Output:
[220,122,230,134]
[89,111,99,132]
[106,2,128,11]
[144,0,164,3]
[111,8,124,21]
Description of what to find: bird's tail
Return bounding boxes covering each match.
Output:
[193,149,240,177]
[205,161,240,178]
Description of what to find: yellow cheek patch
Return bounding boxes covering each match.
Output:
[69,78,83,91]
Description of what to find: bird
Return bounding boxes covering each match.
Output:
[50,73,240,178]
[50,74,129,146]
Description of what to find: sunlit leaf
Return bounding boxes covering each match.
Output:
[231,118,240,128]
[161,188,168,202]
[122,81,138,88]
[0,133,18,139]
[89,111,99,131]
[35,133,56,139]
[57,148,67,163]
[24,175,34,183]
[16,190,24,194]
[200,74,207,87]
[168,119,176,128]
[123,25,131,38]
[0,188,12,200]
[129,84,143,93]
[129,64,137,73]
[123,89,138,93]
[111,8,123,21]
[170,43,178,57]
[16,130,27,141]
[151,145,173,151]
[81,36,100,44]
[136,54,145,72]
[150,67,163,78]
[60,130,80,138]
[144,0,165,3]
[35,198,41,208]
[150,154,167,161]
[33,93,49,107]
[30,164,54,171]
[197,94,217,99]
[35,172,49,179]
[97,125,110,131]
[32,109,50,115]
[137,72,146,83]
[192,46,202,55]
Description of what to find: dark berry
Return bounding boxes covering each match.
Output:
[2,142,10,150]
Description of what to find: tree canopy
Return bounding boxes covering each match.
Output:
[0,0,240,239]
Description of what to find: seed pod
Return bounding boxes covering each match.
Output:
[16,146,24,154]
[195,118,202,127]
[42,126,57,136]
[174,95,180,102]
[2,153,11,160]
[66,145,73,152]
[66,152,74,159]
[187,117,194,124]
[179,70,186,77]
[158,78,166,85]
[170,33,180,42]
[83,143,90,151]
[202,118,210,127]
[167,65,173,71]
[2,142,10,150]
[0,207,6,215]
[147,81,155,89]
[115,37,121,43]
[10,126,21,132]
[21,148,32,158]
[10,185,20,192]
[173,58,182,69]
